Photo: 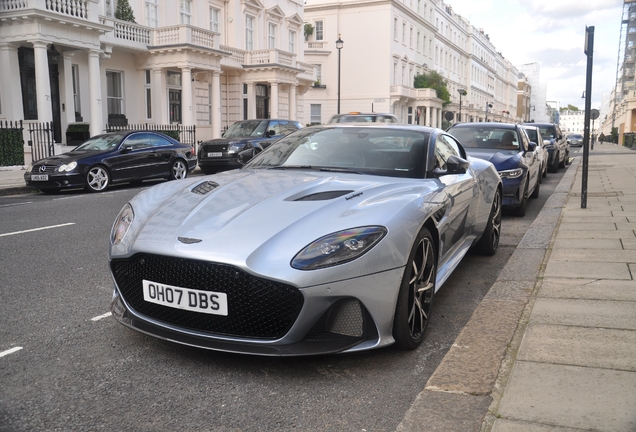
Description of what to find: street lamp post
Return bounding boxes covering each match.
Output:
[457,89,467,123]
[485,102,493,121]
[336,35,343,114]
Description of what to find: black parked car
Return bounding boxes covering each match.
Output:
[24,131,197,193]
[198,119,302,174]
[522,123,569,172]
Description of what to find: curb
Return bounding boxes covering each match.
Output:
[397,157,580,432]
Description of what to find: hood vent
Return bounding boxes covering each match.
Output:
[293,190,354,201]
[192,181,220,195]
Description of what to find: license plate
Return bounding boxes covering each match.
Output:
[142,279,228,316]
[31,174,49,181]
[207,152,222,157]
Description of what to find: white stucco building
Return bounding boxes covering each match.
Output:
[559,110,585,134]
[302,0,519,126]
[0,0,316,153]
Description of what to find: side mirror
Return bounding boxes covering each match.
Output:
[527,142,537,152]
[120,146,133,153]
[266,130,276,137]
[446,155,469,174]
[237,148,256,165]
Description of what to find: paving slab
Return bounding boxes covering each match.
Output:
[555,229,635,239]
[543,260,631,279]
[491,418,586,432]
[621,238,636,249]
[560,215,627,223]
[539,279,636,301]
[530,298,636,330]
[496,249,546,282]
[548,248,636,263]
[497,362,636,431]
[552,238,622,249]
[425,298,527,396]
[556,222,618,231]
[517,324,636,371]
[396,390,491,432]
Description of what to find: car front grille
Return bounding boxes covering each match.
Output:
[111,253,304,339]
[32,165,57,174]
[201,143,227,153]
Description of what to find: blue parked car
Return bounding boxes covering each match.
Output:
[447,122,541,216]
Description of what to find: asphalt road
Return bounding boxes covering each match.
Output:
[0,167,567,431]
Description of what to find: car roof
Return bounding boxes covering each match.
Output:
[450,122,518,129]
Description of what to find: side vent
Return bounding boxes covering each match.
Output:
[294,190,354,201]
[192,181,219,195]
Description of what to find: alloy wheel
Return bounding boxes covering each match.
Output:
[406,235,435,340]
[86,166,109,192]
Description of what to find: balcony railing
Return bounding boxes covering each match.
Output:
[306,41,327,49]
[1,0,91,19]
[248,49,293,67]
[152,25,219,50]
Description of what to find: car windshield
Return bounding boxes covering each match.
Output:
[524,128,540,143]
[74,134,125,151]
[538,127,556,139]
[330,114,397,124]
[224,120,269,138]
[243,127,430,178]
[569,134,583,139]
[450,126,520,151]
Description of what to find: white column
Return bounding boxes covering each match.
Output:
[152,68,166,124]
[289,84,297,120]
[426,106,431,127]
[88,50,103,136]
[247,83,256,119]
[62,53,76,127]
[211,71,221,138]
[0,43,23,119]
[181,67,193,125]
[32,41,53,124]
[270,82,279,119]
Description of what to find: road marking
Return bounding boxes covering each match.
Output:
[0,222,76,238]
[0,202,33,208]
[0,347,23,358]
[92,312,112,322]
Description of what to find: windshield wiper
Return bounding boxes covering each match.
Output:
[268,165,314,170]
[318,167,363,174]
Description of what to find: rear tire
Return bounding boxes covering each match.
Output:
[169,159,188,180]
[473,188,501,256]
[85,166,109,192]
[393,227,436,350]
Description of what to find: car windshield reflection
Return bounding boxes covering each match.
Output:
[74,133,126,151]
[243,127,430,178]
[224,120,269,138]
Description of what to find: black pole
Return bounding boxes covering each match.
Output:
[459,95,462,122]
[337,48,341,114]
[582,26,594,209]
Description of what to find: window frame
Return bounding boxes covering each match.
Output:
[106,70,124,116]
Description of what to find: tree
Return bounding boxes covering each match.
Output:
[559,104,580,112]
[611,127,618,144]
[414,71,450,106]
[115,0,136,23]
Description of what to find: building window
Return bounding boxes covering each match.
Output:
[394,17,398,40]
[393,62,397,85]
[180,0,191,24]
[243,84,248,120]
[409,27,413,48]
[72,64,81,120]
[289,30,296,53]
[105,0,113,16]
[402,22,406,43]
[106,71,123,115]
[210,7,220,32]
[312,64,322,83]
[310,104,321,124]
[246,15,254,50]
[417,31,421,52]
[315,20,323,41]
[268,23,277,49]
[145,70,151,119]
[145,0,158,28]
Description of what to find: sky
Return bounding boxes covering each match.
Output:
[446,0,624,110]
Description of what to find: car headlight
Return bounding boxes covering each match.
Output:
[291,226,387,270]
[228,142,247,154]
[58,161,77,172]
[499,168,523,179]
[111,203,134,245]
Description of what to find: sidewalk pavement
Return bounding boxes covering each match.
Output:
[399,142,636,432]
[2,144,635,431]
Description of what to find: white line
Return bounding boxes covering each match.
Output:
[0,202,33,208]
[0,347,23,358]
[0,222,76,238]
[92,312,112,322]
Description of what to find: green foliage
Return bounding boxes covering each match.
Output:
[66,123,90,133]
[611,127,618,144]
[0,127,25,166]
[559,104,580,112]
[115,0,136,23]
[304,23,314,38]
[414,71,451,106]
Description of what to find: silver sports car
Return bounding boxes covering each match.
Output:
[109,124,502,356]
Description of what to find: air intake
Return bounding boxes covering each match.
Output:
[293,190,354,201]
[192,181,219,195]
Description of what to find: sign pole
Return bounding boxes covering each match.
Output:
[582,26,594,209]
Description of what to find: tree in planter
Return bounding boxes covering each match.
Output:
[115,0,136,23]
[304,23,314,39]
[414,71,451,107]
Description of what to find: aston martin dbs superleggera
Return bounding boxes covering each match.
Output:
[109,124,502,356]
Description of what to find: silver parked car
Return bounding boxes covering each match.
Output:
[109,124,502,356]
[522,125,548,180]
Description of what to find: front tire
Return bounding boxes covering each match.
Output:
[530,177,540,199]
[393,227,436,350]
[85,166,109,192]
[473,187,502,256]
[169,159,188,180]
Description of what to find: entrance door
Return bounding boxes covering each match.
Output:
[256,84,269,119]
[169,89,182,124]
